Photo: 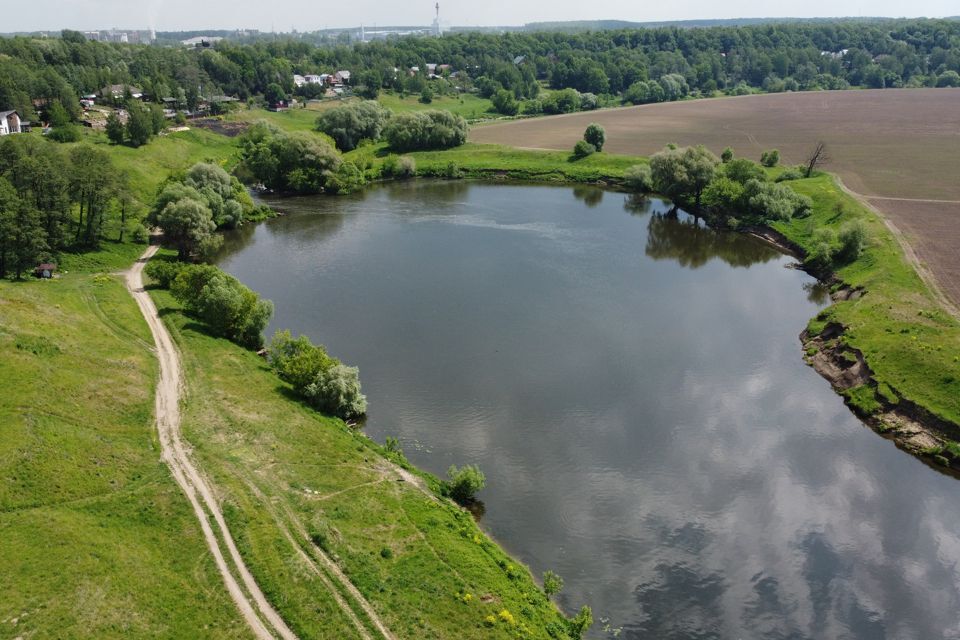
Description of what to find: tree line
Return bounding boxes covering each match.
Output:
[232,103,467,196]
[2,19,959,124]
[0,135,137,278]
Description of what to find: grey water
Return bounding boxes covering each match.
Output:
[218,181,960,639]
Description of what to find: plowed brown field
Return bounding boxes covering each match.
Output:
[472,88,960,304]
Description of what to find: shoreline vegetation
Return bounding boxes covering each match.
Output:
[251,125,960,473]
[3,105,959,636]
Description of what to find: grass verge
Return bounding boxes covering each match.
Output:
[0,274,249,638]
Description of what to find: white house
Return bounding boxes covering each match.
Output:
[293,74,306,87]
[0,110,21,136]
[303,74,324,85]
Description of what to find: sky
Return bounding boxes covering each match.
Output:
[4,0,957,32]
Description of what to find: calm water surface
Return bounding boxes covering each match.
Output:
[219,182,960,639]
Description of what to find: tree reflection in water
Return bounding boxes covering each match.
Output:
[644,208,782,269]
[572,185,605,208]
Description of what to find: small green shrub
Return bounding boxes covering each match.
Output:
[47,124,83,143]
[443,464,485,503]
[144,260,185,288]
[303,363,367,419]
[569,605,594,639]
[131,223,150,244]
[835,221,867,264]
[543,570,564,596]
[382,155,417,179]
[571,140,596,159]
[775,166,805,182]
[760,149,780,167]
[623,164,652,192]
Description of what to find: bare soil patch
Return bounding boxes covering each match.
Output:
[190,118,250,137]
[472,89,960,303]
[868,199,960,307]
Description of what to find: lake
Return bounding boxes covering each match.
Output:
[219,181,960,639]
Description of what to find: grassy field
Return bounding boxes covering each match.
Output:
[0,274,249,638]
[471,88,960,304]
[376,92,495,121]
[148,279,574,640]
[346,142,645,184]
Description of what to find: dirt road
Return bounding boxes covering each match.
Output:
[125,245,297,640]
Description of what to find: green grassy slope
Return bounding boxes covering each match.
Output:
[149,281,574,639]
[0,274,249,638]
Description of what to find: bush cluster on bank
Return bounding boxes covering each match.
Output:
[267,330,367,419]
[316,102,468,155]
[237,121,342,194]
[623,144,868,272]
[234,107,466,196]
[315,101,389,152]
[382,110,469,152]
[147,162,255,260]
[626,145,813,223]
[145,261,273,349]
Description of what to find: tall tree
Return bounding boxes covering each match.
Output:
[105,112,125,144]
[0,177,20,278]
[10,201,47,280]
[69,146,117,246]
[126,103,154,147]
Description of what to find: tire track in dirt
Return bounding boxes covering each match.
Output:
[837,179,960,320]
[125,245,297,640]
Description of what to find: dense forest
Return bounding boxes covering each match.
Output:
[2,19,960,121]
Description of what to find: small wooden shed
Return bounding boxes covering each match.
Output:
[34,263,57,279]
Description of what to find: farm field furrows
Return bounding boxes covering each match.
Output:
[471,88,960,304]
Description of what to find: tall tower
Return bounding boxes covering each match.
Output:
[432,3,442,36]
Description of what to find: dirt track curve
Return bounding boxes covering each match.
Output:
[125,245,298,640]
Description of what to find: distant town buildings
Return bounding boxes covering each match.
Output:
[356,2,445,42]
[82,29,156,44]
[821,49,850,59]
[182,36,224,48]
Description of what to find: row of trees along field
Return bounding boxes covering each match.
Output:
[0,135,138,278]
[2,20,959,122]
